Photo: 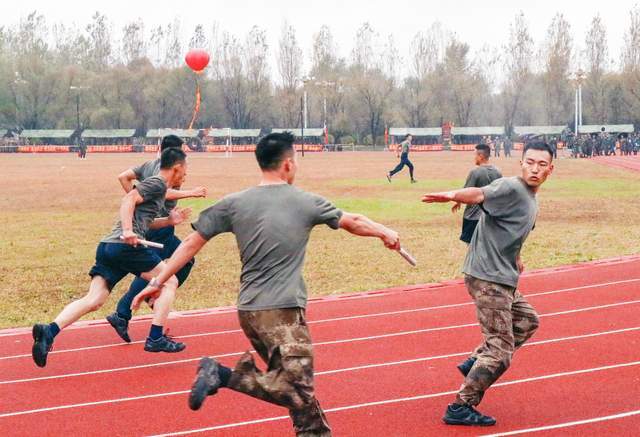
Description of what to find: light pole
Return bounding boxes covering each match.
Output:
[571,69,586,135]
[69,85,90,132]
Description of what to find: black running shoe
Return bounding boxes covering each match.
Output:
[106,312,131,343]
[443,403,496,426]
[386,173,392,183]
[457,356,477,377]
[189,357,222,411]
[411,178,418,184]
[144,334,186,353]
[32,324,54,367]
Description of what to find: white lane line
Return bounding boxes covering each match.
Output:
[1,277,637,340]
[0,324,637,418]
[2,300,638,385]
[480,410,640,436]
[3,278,637,360]
[146,360,640,437]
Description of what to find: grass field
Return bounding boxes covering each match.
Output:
[1,151,639,329]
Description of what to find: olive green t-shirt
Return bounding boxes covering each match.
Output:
[192,184,343,310]
[463,177,538,287]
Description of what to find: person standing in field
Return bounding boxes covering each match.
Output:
[31,148,191,368]
[452,144,502,244]
[422,142,554,426]
[132,132,402,437]
[106,134,207,345]
[387,134,417,183]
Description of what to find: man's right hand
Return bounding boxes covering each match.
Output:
[451,202,462,213]
[121,230,139,246]
[190,187,208,198]
[381,228,400,251]
[422,191,455,203]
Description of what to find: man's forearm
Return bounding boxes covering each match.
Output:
[119,176,135,193]
[340,213,386,238]
[149,217,173,229]
[120,196,137,233]
[451,187,485,205]
[156,232,207,284]
[166,188,193,201]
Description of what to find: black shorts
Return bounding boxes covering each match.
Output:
[89,242,163,291]
[460,218,479,244]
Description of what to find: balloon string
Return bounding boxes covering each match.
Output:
[188,77,201,130]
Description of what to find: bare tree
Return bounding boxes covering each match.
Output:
[542,13,573,124]
[121,20,146,65]
[189,24,207,49]
[502,12,533,132]
[164,19,182,68]
[277,21,302,127]
[583,14,609,123]
[622,5,640,122]
[85,12,112,70]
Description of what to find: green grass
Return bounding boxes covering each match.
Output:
[2,152,640,329]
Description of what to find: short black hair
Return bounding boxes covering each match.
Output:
[523,141,554,160]
[475,143,491,159]
[161,134,184,151]
[255,132,295,170]
[404,133,412,140]
[160,147,187,169]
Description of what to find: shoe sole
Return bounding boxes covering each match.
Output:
[144,345,186,353]
[32,325,48,368]
[106,315,131,343]
[189,358,218,411]
[442,418,496,426]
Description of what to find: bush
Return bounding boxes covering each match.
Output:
[338,135,355,145]
[363,134,373,145]
[326,133,335,144]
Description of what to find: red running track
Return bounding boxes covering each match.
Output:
[593,154,640,172]
[1,256,639,436]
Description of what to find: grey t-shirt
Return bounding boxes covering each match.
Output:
[132,159,177,217]
[192,184,344,311]
[463,165,503,220]
[462,176,538,288]
[101,176,168,243]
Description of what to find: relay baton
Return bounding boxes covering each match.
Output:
[120,235,165,249]
[398,247,417,267]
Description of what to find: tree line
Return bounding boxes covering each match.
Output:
[2,9,640,145]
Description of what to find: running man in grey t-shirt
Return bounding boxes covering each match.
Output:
[133,132,401,436]
[453,144,502,243]
[422,142,554,427]
[31,148,190,368]
[106,135,207,344]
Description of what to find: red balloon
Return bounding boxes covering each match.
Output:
[185,49,210,73]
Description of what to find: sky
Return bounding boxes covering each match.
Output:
[1,0,637,75]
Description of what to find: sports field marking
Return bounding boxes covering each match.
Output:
[1,322,636,401]
[2,297,638,385]
[146,360,640,437]
[1,276,637,338]
[480,409,640,436]
[2,278,636,360]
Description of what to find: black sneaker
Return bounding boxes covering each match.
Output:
[144,334,186,353]
[457,356,477,377]
[106,312,131,343]
[32,324,54,367]
[411,178,418,184]
[386,173,392,183]
[443,403,496,426]
[189,357,222,411]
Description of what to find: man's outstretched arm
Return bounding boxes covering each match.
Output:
[422,187,485,205]
[338,212,400,250]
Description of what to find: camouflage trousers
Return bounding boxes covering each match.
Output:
[227,308,331,437]
[456,275,540,406]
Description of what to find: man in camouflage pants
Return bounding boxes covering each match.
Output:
[134,132,401,436]
[423,142,554,426]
